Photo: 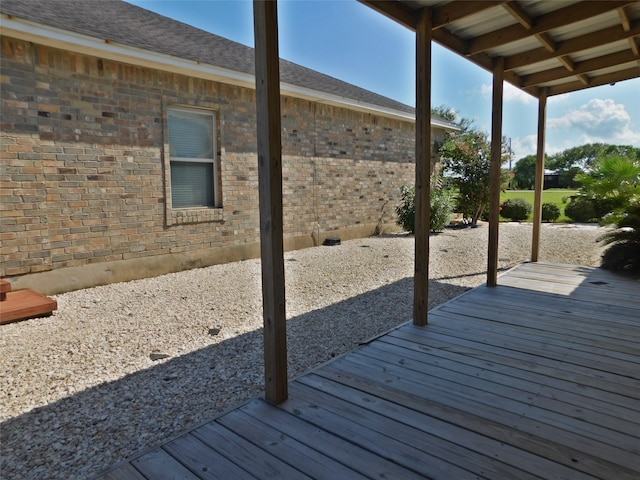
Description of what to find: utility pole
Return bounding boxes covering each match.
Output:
[507,137,512,189]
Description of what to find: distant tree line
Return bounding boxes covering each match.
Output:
[512,144,640,190]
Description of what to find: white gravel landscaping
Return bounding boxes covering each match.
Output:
[0,222,608,479]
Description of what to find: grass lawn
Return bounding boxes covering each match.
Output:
[500,189,578,223]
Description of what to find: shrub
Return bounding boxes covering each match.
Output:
[599,202,640,273]
[395,183,453,234]
[593,197,625,219]
[395,185,415,233]
[541,202,561,222]
[430,187,454,232]
[500,198,532,221]
[565,196,597,222]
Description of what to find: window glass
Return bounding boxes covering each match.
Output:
[170,161,214,208]
[168,107,217,208]
[168,109,214,159]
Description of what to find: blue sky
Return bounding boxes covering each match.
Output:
[127,0,640,162]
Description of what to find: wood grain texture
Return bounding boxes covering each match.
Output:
[531,90,547,262]
[94,262,640,480]
[487,56,504,287]
[413,6,432,326]
[253,0,288,404]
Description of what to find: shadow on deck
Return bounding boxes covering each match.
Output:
[93,262,640,479]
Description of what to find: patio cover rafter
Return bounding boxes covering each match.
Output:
[361,0,640,99]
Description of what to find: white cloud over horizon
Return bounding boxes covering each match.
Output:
[511,135,566,161]
[547,98,640,146]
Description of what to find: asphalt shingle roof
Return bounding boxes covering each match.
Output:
[1,0,421,116]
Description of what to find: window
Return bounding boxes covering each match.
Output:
[168,107,219,208]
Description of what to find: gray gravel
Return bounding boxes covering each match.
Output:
[0,222,608,479]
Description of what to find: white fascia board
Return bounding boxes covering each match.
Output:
[1,16,257,89]
[2,15,458,129]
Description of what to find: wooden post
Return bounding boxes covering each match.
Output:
[531,88,547,262]
[487,57,504,287]
[414,7,432,326]
[253,0,287,404]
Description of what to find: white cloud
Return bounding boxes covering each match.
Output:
[511,135,538,159]
[548,92,572,105]
[547,98,640,145]
[512,135,575,160]
[504,82,536,104]
[480,82,535,104]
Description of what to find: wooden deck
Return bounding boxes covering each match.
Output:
[96,262,640,480]
[0,279,57,325]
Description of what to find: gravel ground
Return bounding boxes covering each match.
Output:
[0,222,608,479]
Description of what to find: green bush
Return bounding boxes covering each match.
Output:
[395,184,453,233]
[565,196,597,222]
[541,202,561,222]
[599,202,640,272]
[430,187,454,232]
[593,197,625,219]
[396,185,415,233]
[500,198,532,221]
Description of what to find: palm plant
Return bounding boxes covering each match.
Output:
[574,154,640,272]
[598,202,640,273]
[575,154,640,216]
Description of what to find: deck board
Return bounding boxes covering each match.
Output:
[94,262,640,480]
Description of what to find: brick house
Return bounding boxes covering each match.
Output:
[0,0,457,294]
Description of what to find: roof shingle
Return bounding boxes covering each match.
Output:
[1,0,421,116]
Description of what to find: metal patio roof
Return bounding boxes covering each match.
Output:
[362,0,640,98]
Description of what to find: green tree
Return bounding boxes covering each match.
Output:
[440,128,508,225]
[557,166,583,189]
[436,107,510,225]
[512,155,537,190]
[547,143,640,188]
[431,105,457,122]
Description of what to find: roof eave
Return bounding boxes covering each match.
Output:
[1,14,460,127]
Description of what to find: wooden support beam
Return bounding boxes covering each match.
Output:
[360,0,417,30]
[618,6,631,31]
[503,3,561,59]
[502,1,533,29]
[576,73,590,86]
[535,32,557,53]
[468,1,631,55]
[532,89,547,263]
[361,1,524,98]
[630,37,640,56]
[413,7,432,326]
[487,57,504,288]
[558,55,575,72]
[505,22,640,71]
[521,50,639,87]
[432,1,502,30]
[546,67,639,96]
[253,0,287,404]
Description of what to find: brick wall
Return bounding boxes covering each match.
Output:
[1,37,418,281]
